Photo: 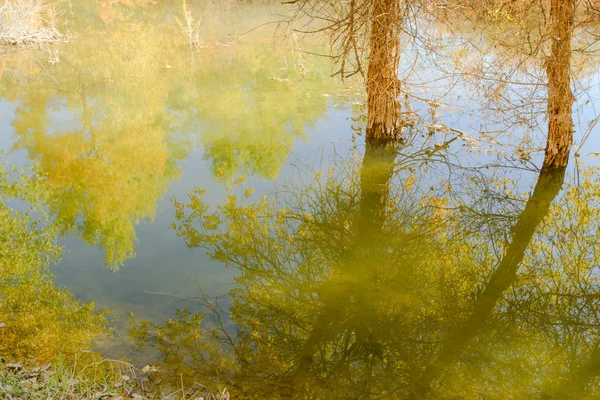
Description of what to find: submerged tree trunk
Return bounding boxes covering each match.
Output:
[366,0,403,141]
[544,0,574,169]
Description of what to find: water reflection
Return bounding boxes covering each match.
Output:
[125,10,588,386]
[0,163,105,366]
[2,23,189,269]
[129,121,600,397]
[2,1,600,397]
[129,25,590,390]
[182,49,335,182]
[0,11,342,269]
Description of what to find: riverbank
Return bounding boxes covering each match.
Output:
[0,360,229,399]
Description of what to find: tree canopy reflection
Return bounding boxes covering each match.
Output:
[130,128,600,398]
[0,162,105,366]
[0,9,341,269]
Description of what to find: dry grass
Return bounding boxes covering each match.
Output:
[0,0,63,46]
[0,359,230,400]
[176,0,202,48]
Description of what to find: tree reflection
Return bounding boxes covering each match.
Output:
[126,0,600,396]
[132,25,586,387]
[0,14,338,269]
[0,163,105,366]
[3,23,185,270]
[130,126,600,398]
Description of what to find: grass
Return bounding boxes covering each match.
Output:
[0,0,63,46]
[0,359,230,400]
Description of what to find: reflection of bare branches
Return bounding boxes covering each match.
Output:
[412,163,568,398]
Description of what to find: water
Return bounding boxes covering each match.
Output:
[3,0,600,398]
[0,0,361,360]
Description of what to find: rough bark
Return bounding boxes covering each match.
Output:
[366,0,403,141]
[544,0,575,169]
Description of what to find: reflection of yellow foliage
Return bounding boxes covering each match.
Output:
[6,23,183,269]
[0,6,342,268]
[191,48,335,181]
[155,153,488,397]
[19,123,176,268]
[0,165,105,366]
[144,152,600,397]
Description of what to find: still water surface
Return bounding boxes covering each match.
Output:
[0,0,362,360]
[3,1,600,397]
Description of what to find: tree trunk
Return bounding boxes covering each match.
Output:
[408,2,577,384]
[544,0,574,169]
[366,0,403,141]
